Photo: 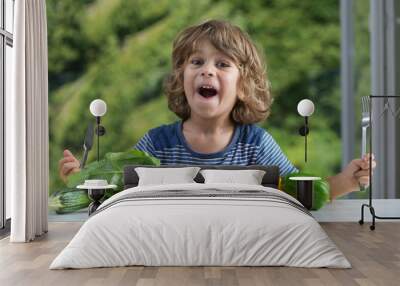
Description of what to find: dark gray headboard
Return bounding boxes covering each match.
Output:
[123,165,280,189]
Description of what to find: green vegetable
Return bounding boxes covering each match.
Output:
[67,149,160,189]
[49,188,91,214]
[281,172,330,211]
[51,150,160,214]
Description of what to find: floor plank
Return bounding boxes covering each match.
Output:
[0,222,399,286]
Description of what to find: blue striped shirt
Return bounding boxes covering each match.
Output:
[134,121,298,176]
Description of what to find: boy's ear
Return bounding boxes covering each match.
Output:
[236,89,246,101]
[236,77,247,100]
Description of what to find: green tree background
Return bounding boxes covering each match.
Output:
[47,0,369,196]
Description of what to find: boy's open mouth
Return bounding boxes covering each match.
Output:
[197,85,218,98]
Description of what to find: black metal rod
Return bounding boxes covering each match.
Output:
[368,95,374,230]
[305,135,307,162]
[370,95,399,98]
[97,131,99,162]
[305,117,308,162]
[96,116,100,162]
[374,215,400,220]
[359,95,400,230]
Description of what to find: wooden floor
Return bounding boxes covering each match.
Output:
[0,222,399,286]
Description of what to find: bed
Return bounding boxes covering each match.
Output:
[50,165,351,269]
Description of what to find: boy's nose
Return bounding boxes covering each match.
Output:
[201,71,214,77]
[200,63,215,77]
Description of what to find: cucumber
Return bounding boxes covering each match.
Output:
[49,189,91,214]
[49,188,121,214]
[55,150,159,214]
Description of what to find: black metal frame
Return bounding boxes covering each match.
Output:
[359,95,400,230]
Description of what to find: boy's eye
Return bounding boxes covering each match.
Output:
[217,62,230,68]
[190,59,203,65]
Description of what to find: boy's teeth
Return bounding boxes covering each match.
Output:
[198,86,217,97]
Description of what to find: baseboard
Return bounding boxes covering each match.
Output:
[311,199,400,222]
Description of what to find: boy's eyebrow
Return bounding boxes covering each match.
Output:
[190,49,202,56]
[190,50,233,61]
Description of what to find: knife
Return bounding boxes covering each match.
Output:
[80,121,94,169]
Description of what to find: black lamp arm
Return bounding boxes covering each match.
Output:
[95,116,106,162]
[298,117,309,162]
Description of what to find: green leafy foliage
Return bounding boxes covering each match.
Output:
[49,150,159,213]
[67,150,160,189]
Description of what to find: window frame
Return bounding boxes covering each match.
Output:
[1,0,14,232]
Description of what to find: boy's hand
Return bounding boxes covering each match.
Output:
[58,149,81,183]
[341,153,376,189]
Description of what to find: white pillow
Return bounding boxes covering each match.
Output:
[200,169,266,185]
[135,167,201,186]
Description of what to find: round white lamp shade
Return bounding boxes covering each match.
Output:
[90,99,107,117]
[297,99,315,117]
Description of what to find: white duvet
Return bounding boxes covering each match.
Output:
[50,183,351,269]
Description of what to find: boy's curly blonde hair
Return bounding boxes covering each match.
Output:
[164,19,273,124]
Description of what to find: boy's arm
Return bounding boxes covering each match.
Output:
[327,172,359,200]
[327,154,376,200]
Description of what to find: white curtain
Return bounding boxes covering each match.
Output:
[6,0,49,242]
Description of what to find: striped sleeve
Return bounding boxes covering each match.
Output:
[133,133,157,157]
[256,132,298,176]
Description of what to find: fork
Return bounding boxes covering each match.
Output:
[80,121,94,169]
[361,96,370,158]
[360,96,370,191]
